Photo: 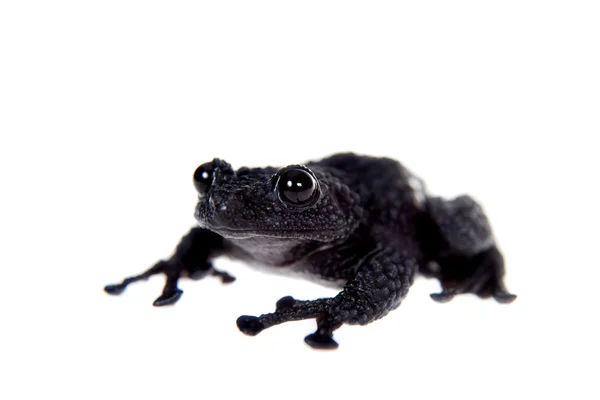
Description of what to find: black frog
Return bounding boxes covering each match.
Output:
[105,153,515,349]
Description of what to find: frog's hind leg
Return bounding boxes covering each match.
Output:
[428,246,516,303]
[423,195,516,303]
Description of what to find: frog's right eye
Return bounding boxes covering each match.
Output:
[193,162,214,193]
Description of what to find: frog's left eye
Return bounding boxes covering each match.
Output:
[276,167,320,207]
[193,162,214,194]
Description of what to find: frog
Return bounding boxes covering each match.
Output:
[104,153,516,349]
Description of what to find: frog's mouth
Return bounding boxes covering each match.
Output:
[198,222,338,240]
[195,201,279,239]
[200,225,271,239]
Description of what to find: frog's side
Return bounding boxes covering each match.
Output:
[105,153,515,349]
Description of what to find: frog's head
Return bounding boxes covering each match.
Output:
[193,158,362,242]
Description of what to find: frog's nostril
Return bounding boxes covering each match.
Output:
[210,194,246,220]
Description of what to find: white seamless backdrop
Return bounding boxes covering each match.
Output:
[1,1,598,400]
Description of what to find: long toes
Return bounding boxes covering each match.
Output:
[304,333,339,350]
[104,284,126,295]
[275,296,296,311]
[236,315,265,336]
[430,291,455,303]
[493,291,517,304]
[152,289,183,307]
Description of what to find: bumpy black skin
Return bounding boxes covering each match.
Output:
[105,153,516,349]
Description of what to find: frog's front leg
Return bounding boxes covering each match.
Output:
[236,249,417,349]
[104,227,232,306]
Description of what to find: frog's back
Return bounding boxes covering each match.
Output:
[310,153,427,255]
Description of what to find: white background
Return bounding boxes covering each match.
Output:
[1,1,599,399]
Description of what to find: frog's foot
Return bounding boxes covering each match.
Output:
[236,313,339,350]
[104,260,185,307]
[430,276,516,304]
[431,284,516,304]
[105,260,233,307]
[236,296,339,348]
[430,247,516,304]
[236,297,340,349]
[104,227,230,306]
[104,260,168,296]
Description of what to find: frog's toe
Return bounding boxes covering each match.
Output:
[430,290,455,303]
[275,296,297,311]
[104,283,126,295]
[152,289,183,307]
[304,333,339,350]
[493,290,517,304]
[237,315,265,336]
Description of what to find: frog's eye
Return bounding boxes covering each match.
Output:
[276,167,319,207]
[193,162,214,194]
